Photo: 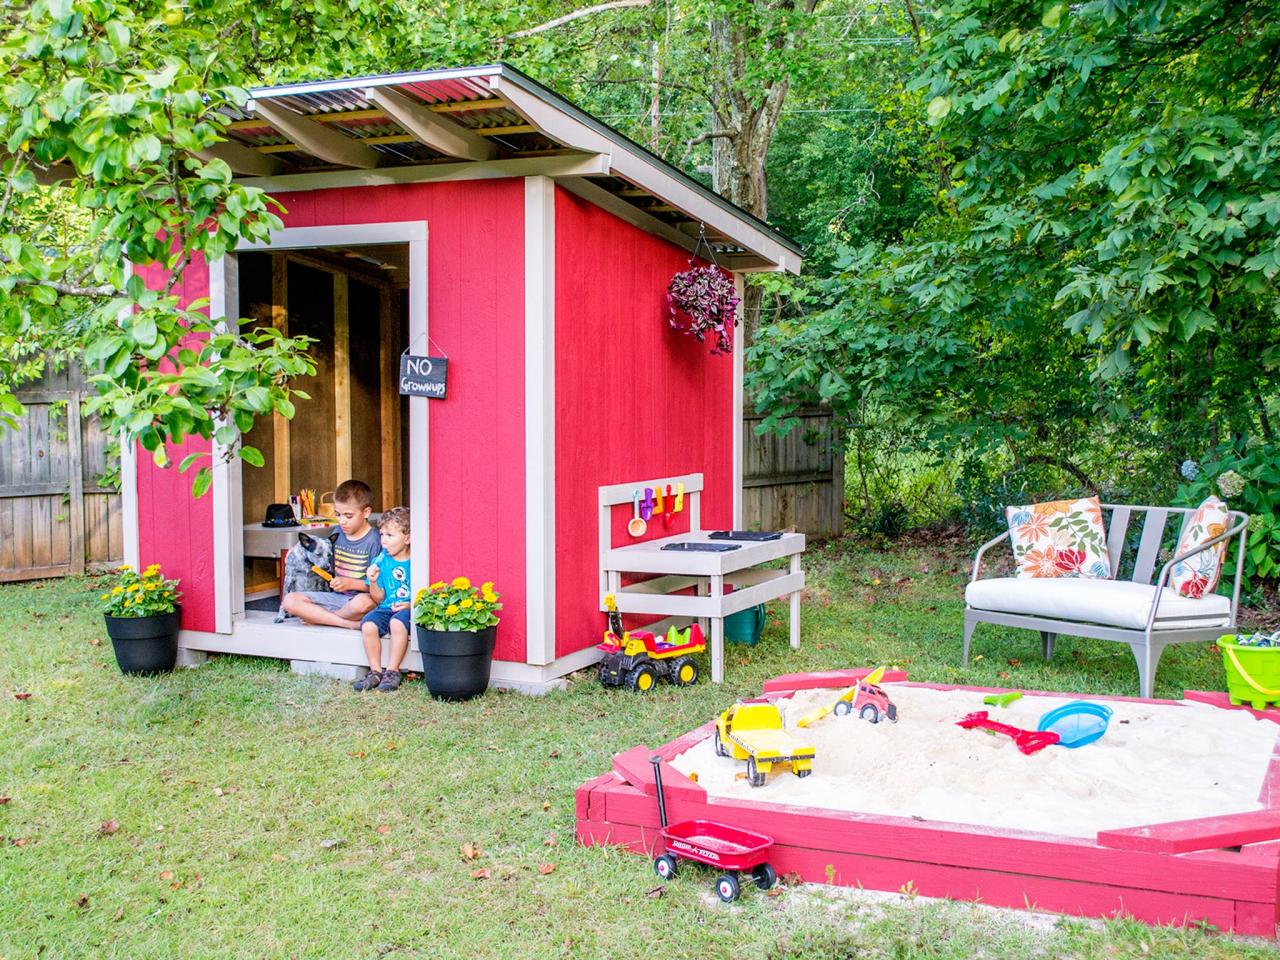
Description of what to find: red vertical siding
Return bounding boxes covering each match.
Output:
[553,188,736,659]
[133,255,217,632]
[133,180,528,659]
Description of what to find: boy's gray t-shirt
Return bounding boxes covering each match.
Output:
[332,526,382,595]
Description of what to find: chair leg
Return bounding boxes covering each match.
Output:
[1040,631,1056,661]
[1129,640,1167,700]
[963,614,977,666]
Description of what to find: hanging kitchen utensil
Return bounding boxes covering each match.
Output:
[641,488,655,521]
[663,484,675,529]
[628,491,647,537]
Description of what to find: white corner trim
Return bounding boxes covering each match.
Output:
[209,255,232,633]
[733,273,745,528]
[525,176,557,666]
[118,260,140,570]
[408,234,430,606]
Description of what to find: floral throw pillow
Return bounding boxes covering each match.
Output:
[1169,496,1231,598]
[1005,496,1111,579]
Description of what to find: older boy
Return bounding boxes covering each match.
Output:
[281,479,380,629]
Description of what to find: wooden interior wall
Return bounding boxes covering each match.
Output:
[0,365,123,582]
[236,251,406,546]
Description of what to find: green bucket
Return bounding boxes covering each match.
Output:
[725,604,766,646]
[1217,635,1280,710]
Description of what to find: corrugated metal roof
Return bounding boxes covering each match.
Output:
[221,63,801,269]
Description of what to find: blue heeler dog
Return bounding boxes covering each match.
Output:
[274,532,337,622]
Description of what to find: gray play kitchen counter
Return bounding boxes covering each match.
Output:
[602,531,805,683]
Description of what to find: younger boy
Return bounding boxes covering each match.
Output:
[281,479,380,629]
[353,507,412,692]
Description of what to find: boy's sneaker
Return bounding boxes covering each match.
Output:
[352,670,383,692]
[377,669,403,692]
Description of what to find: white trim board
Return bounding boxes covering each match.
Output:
[524,176,557,666]
[118,262,140,570]
[209,220,431,637]
[237,154,609,195]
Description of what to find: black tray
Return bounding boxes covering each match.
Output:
[660,542,741,553]
[708,530,783,541]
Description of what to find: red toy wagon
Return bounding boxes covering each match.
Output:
[649,757,777,901]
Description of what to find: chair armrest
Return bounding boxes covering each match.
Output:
[1147,513,1250,630]
[971,530,1012,583]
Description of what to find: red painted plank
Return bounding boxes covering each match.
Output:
[595,781,1277,901]
[1235,898,1280,938]
[575,771,620,821]
[612,744,708,804]
[1183,689,1280,724]
[575,817,1254,935]
[762,668,909,693]
[1097,810,1280,854]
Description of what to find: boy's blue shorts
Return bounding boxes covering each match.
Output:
[361,607,411,636]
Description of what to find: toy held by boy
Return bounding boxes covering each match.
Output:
[280,480,381,628]
[353,506,413,693]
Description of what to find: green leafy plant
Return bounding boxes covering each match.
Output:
[412,577,501,632]
[100,562,181,618]
[1175,443,1280,588]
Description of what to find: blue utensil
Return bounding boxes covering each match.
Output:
[1036,701,1113,749]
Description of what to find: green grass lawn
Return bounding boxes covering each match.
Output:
[1,539,1275,959]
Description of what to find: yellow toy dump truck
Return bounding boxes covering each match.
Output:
[714,700,815,787]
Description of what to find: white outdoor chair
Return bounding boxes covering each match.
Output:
[963,504,1249,698]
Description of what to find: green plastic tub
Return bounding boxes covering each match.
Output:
[1218,634,1280,710]
[725,604,766,646]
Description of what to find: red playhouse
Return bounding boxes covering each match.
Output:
[119,64,802,691]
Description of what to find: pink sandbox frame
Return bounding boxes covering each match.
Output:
[575,671,1280,937]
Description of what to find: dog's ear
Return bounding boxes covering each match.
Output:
[298,533,315,549]
[326,530,340,542]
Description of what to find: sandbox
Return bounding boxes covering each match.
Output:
[576,671,1280,937]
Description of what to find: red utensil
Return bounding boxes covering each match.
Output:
[956,711,1061,755]
[663,485,674,528]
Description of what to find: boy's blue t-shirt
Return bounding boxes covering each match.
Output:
[369,550,412,609]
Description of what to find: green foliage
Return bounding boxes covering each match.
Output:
[1176,442,1280,587]
[99,561,181,617]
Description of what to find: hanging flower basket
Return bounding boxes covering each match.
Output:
[667,262,740,356]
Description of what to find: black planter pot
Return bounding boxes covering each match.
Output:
[415,625,496,701]
[103,608,181,675]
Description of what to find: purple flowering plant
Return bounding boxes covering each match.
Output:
[666,262,740,356]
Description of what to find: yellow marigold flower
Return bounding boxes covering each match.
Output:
[451,576,471,590]
[112,586,123,595]
[482,590,497,603]
[128,583,141,591]
[100,593,110,601]
[430,581,446,591]
[445,604,459,616]
[481,581,495,594]
[118,564,132,571]
[460,598,473,609]
[146,563,161,573]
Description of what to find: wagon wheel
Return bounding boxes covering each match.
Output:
[669,656,699,687]
[653,854,678,880]
[746,756,766,788]
[627,663,658,692]
[716,873,740,902]
[860,704,880,724]
[752,863,778,891]
[833,700,852,717]
[713,729,729,758]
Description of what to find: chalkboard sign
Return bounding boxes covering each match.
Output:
[399,355,448,399]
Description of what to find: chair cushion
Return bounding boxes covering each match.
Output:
[965,577,1231,631]
[1005,496,1111,579]
[1169,496,1231,598]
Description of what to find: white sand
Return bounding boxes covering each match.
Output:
[670,685,1280,838]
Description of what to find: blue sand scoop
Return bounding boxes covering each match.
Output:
[1036,701,1113,749]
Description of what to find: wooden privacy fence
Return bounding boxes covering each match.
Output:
[0,366,123,582]
[742,408,844,539]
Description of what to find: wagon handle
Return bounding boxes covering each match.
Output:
[649,756,668,829]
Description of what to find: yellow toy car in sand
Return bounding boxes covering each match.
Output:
[714,700,815,787]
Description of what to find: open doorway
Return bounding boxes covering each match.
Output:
[235,245,411,617]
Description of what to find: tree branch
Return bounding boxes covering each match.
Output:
[507,0,653,39]
[12,275,117,298]
[685,129,737,147]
